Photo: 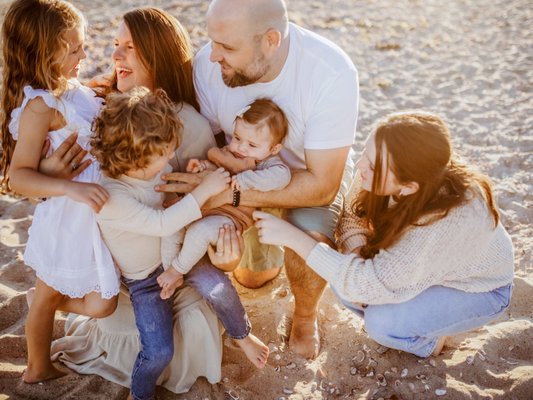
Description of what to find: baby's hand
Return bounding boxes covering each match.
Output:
[157,268,184,299]
[64,181,109,213]
[186,159,203,173]
[231,176,241,192]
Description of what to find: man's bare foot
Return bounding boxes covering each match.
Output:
[26,287,36,308]
[234,334,269,368]
[431,336,448,356]
[22,364,66,383]
[289,315,319,359]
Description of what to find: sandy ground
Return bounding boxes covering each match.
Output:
[1,0,532,399]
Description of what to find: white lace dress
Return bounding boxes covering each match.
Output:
[9,80,120,299]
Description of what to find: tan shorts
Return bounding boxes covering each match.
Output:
[238,163,354,272]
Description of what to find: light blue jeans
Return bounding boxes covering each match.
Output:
[333,284,512,357]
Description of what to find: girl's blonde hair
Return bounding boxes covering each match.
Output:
[91,87,182,179]
[353,112,499,259]
[1,0,84,191]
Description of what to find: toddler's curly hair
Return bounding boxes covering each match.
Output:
[91,87,182,178]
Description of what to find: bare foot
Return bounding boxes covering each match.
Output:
[289,315,319,359]
[234,334,269,368]
[22,364,66,383]
[26,287,36,308]
[431,336,448,356]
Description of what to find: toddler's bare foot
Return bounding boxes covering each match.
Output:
[26,287,36,308]
[431,336,448,356]
[235,334,269,369]
[22,364,66,383]
[289,315,320,359]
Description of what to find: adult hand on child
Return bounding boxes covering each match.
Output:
[38,132,91,180]
[157,268,184,300]
[207,224,244,272]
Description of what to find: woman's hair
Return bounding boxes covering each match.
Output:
[237,98,288,145]
[106,7,199,110]
[1,0,84,191]
[91,87,182,179]
[353,112,500,259]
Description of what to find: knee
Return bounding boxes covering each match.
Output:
[86,297,118,319]
[363,308,403,344]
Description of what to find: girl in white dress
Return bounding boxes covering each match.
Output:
[0,0,120,383]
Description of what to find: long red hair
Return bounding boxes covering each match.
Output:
[353,112,499,259]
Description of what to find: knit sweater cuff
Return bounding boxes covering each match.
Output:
[306,242,350,284]
[338,234,366,253]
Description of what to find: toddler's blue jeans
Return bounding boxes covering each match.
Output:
[122,266,174,400]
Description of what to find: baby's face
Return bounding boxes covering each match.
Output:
[227,119,278,161]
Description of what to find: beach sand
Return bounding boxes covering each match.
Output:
[1,0,532,398]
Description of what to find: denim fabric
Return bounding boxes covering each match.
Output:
[122,266,174,400]
[333,284,512,357]
[185,256,251,339]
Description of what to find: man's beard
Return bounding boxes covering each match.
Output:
[221,54,269,88]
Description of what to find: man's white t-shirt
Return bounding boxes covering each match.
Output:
[194,23,359,170]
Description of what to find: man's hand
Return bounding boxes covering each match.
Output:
[207,224,244,272]
[156,170,206,196]
[38,132,91,179]
[157,268,184,299]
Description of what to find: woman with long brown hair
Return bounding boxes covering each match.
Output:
[254,111,514,357]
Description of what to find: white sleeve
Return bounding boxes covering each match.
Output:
[304,67,359,150]
[193,45,222,135]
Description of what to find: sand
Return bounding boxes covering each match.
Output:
[1,0,532,399]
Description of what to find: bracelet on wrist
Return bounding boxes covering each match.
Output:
[232,188,240,207]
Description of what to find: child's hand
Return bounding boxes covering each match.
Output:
[157,268,184,300]
[187,159,216,173]
[191,167,230,206]
[231,176,241,192]
[64,181,109,213]
[186,159,203,173]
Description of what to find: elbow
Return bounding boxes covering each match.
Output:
[7,169,21,193]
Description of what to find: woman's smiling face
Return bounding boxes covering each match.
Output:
[112,21,153,93]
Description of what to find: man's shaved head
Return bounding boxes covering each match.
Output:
[208,0,288,38]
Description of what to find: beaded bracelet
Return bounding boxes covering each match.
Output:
[232,188,241,207]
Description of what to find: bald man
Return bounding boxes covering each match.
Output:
[167,0,358,359]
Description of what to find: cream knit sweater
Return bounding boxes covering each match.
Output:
[306,183,514,305]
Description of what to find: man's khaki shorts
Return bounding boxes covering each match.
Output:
[238,164,354,272]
